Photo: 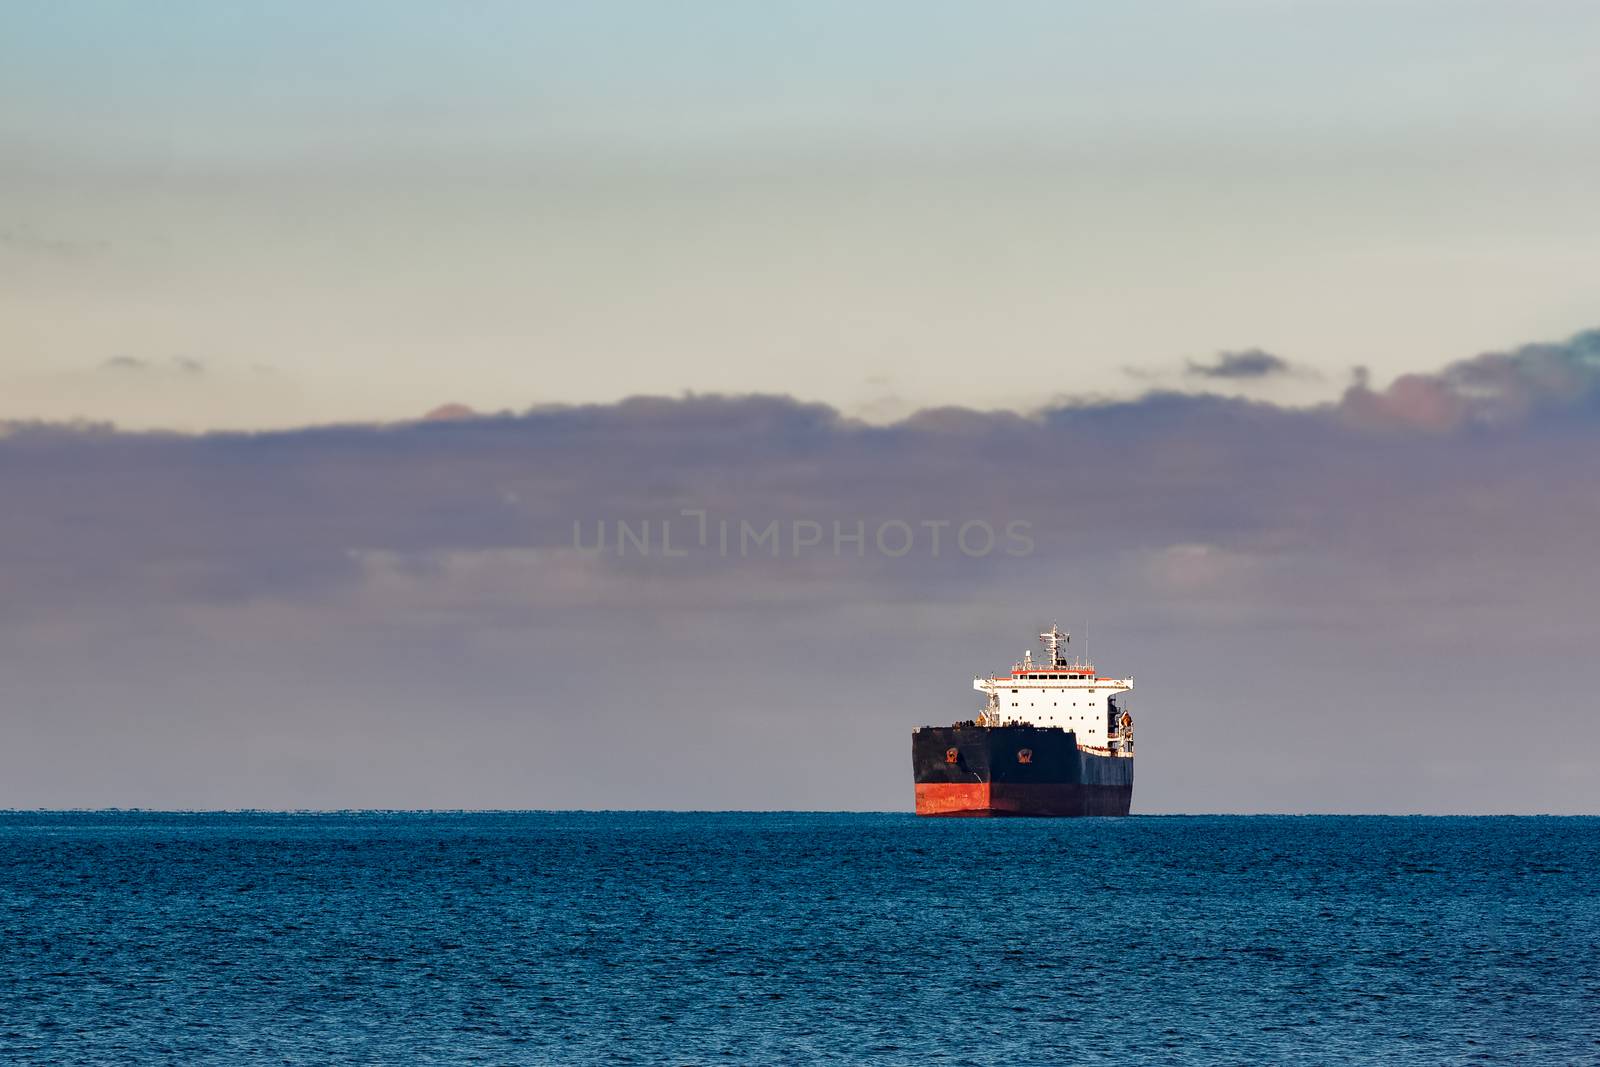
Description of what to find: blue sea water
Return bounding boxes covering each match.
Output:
[0,813,1596,1065]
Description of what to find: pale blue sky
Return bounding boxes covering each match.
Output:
[3,1,1599,426]
[8,1,1600,157]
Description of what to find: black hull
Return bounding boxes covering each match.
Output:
[912,725,1133,817]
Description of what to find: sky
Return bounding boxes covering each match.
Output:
[3,330,1599,812]
[3,3,1599,812]
[3,1,1600,427]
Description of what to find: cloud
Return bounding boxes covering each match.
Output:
[0,357,298,433]
[421,403,478,422]
[4,328,1600,811]
[99,355,206,375]
[1338,329,1600,431]
[1184,348,1300,380]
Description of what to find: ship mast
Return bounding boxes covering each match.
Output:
[1038,624,1070,668]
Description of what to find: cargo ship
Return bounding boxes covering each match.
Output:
[913,625,1134,816]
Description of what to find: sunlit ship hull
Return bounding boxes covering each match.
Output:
[912,725,1132,817]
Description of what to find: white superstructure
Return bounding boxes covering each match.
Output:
[973,625,1135,754]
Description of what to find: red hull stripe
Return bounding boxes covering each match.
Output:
[915,781,1131,817]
